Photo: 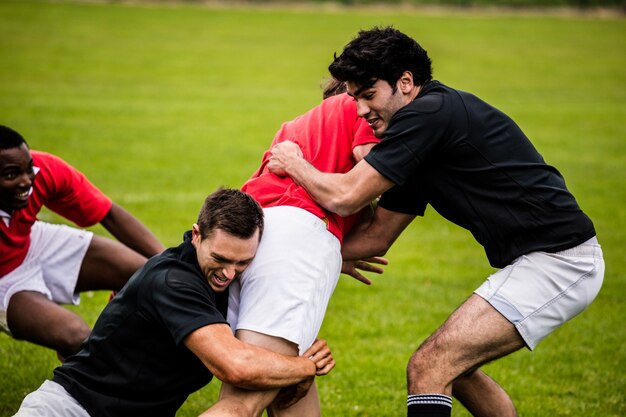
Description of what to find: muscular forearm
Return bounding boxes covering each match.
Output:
[285,158,362,217]
[342,227,389,261]
[221,345,316,390]
[186,327,333,391]
[100,203,164,257]
[269,141,393,217]
[342,206,416,261]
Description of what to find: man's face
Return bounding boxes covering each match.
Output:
[0,144,35,213]
[191,226,259,292]
[347,79,412,138]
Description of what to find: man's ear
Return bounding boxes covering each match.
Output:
[398,71,415,94]
[191,223,201,247]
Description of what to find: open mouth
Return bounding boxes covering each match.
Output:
[14,189,31,203]
[213,273,229,285]
[367,118,380,129]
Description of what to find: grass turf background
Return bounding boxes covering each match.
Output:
[0,1,624,415]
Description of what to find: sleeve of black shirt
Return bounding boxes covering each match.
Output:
[378,176,429,216]
[148,268,229,346]
[365,92,447,186]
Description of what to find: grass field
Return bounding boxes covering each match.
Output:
[0,1,624,416]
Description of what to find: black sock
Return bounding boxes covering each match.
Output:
[407,394,452,417]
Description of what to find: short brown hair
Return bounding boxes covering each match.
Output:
[196,188,264,240]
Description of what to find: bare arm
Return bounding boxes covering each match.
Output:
[341,256,389,285]
[99,203,164,258]
[342,206,416,262]
[352,142,377,163]
[268,141,393,217]
[185,324,334,390]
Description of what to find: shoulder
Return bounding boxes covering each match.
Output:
[31,150,80,182]
[151,245,203,290]
[403,82,449,116]
[389,83,458,131]
[326,92,352,104]
[151,246,196,276]
[31,150,72,169]
[133,251,203,304]
[319,92,356,113]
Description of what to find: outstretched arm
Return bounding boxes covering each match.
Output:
[185,324,334,390]
[341,256,389,285]
[338,206,414,285]
[342,206,416,262]
[99,203,164,258]
[268,141,393,217]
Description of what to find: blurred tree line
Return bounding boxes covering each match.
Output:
[231,0,624,7]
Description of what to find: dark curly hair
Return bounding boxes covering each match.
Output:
[329,26,432,91]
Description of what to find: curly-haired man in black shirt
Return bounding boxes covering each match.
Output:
[268,26,604,417]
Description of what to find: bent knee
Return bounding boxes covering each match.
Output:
[407,349,433,377]
[8,295,90,357]
[406,342,455,390]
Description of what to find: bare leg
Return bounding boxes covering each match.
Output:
[76,235,146,292]
[201,386,276,417]
[244,330,321,417]
[7,291,90,358]
[7,235,147,358]
[452,369,518,417]
[202,329,320,417]
[408,294,525,397]
[268,381,320,417]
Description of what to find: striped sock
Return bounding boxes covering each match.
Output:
[407,394,452,417]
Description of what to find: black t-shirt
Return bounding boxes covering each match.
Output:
[366,81,595,268]
[53,232,229,417]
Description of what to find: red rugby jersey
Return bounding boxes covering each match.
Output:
[1,151,112,277]
[242,93,378,243]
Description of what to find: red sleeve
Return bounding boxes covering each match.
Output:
[33,151,113,227]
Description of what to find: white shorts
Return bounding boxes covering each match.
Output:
[475,237,604,349]
[228,206,342,355]
[0,222,92,334]
[14,380,90,417]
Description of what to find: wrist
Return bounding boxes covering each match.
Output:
[288,158,307,186]
[304,356,316,376]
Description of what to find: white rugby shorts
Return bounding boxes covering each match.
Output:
[228,206,342,355]
[475,237,604,349]
[0,222,92,334]
[14,380,90,417]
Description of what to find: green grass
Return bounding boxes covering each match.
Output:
[1,1,624,416]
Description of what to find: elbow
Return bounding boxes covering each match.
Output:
[218,369,250,387]
[331,205,357,218]
[213,357,259,388]
[328,194,366,218]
